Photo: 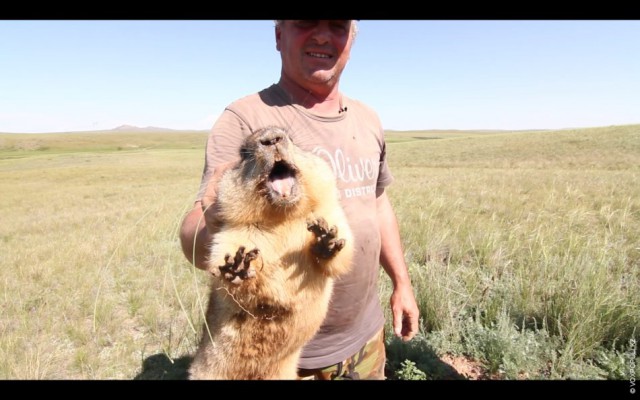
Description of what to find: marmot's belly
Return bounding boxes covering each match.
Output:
[227,303,327,359]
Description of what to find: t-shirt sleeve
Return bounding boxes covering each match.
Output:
[373,111,394,189]
[377,139,394,189]
[195,109,251,201]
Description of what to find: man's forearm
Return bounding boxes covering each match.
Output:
[179,204,211,270]
[376,190,420,341]
[376,191,412,288]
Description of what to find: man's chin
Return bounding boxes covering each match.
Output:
[307,71,338,85]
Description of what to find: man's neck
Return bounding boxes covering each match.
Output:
[277,76,343,115]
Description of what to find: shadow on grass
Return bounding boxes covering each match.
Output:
[134,338,466,380]
[385,335,466,380]
[134,353,193,380]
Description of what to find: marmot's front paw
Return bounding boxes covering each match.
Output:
[217,246,259,285]
[307,217,346,260]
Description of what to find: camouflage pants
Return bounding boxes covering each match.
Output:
[297,328,386,380]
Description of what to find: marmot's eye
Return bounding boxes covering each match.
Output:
[240,147,251,159]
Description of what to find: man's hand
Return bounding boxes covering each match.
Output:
[390,283,420,342]
[201,160,238,233]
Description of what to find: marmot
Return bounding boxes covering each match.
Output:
[188,126,354,380]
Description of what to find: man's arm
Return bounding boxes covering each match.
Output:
[179,202,211,270]
[180,160,238,271]
[376,189,420,341]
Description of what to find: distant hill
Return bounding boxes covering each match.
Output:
[111,125,178,132]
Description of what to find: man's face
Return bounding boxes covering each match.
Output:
[275,20,355,90]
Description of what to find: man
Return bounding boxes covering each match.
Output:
[179,19,419,380]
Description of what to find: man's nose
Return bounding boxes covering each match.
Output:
[309,23,331,44]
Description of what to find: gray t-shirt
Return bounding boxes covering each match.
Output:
[196,84,393,368]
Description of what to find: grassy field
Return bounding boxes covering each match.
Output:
[0,125,638,380]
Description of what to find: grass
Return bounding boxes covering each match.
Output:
[380,124,640,379]
[0,133,210,379]
[0,125,639,379]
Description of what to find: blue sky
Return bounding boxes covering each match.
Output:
[1,20,639,133]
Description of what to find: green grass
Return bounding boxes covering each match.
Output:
[1,125,639,379]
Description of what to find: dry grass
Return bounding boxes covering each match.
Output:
[381,124,640,379]
[0,136,210,379]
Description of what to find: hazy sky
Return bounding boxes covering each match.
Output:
[1,20,639,133]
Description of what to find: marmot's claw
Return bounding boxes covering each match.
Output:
[307,217,346,260]
[218,246,259,284]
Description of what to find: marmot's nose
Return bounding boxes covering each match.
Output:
[259,130,286,147]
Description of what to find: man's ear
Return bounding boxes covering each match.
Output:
[275,25,282,51]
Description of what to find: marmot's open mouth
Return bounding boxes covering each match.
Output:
[267,161,298,199]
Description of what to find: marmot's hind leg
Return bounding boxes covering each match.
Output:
[217,246,260,285]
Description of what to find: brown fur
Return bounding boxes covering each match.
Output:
[188,126,353,380]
